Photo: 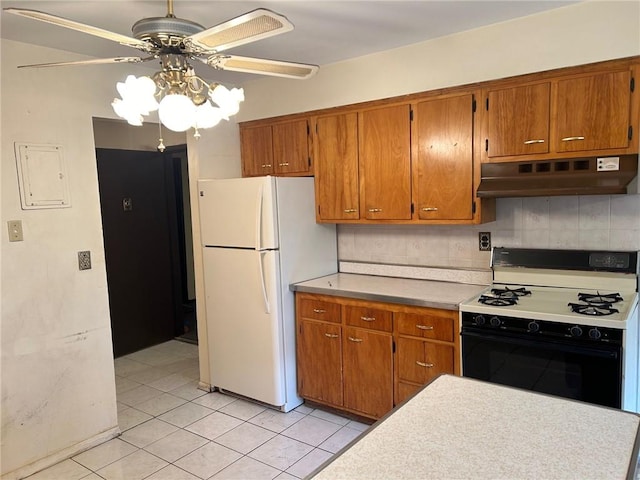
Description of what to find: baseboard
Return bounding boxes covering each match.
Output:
[198,381,212,392]
[2,426,120,480]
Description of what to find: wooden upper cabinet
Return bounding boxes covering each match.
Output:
[240,119,312,177]
[555,70,632,153]
[240,125,274,177]
[413,94,474,221]
[272,119,311,174]
[314,113,360,221]
[359,104,412,220]
[486,82,550,158]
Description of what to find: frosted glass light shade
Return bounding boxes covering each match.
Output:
[195,102,222,129]
[159,94,196,132]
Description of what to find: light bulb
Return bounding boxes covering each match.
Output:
[158,94,196,132]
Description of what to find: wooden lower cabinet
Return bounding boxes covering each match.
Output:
[297,319,343,407]
[295,292,460,419]
[343,327,393,418]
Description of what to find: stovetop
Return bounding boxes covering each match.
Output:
[460,284,639,329]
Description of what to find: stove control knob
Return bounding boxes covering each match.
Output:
[490,316,501,327]
[475,315,486,326]
[589,328,602,340]
[570,325,583,337]
[528,321,540,333]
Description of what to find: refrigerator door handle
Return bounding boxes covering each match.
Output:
[255,183,263,251]
[257,251,271,314]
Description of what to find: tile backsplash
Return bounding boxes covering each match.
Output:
[337,194,640,270]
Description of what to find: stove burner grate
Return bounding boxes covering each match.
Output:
[577,292,623,305]
[568,302,620,316]
[478,295,519,307]
[490,287,532,298]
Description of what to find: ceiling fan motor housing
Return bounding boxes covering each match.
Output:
[132,16,204,48]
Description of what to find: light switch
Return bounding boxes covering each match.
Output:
[7,220,23,242]
[78,251,91,270]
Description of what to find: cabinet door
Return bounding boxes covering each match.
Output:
[272,119,311,174]
[486,83,550,157]
[414,94,474,220]
[555,70,632,152]
[359,104,412,220]
[315,113,360,220]
[240,125,274,177]
[343,327,393,418]
[297,320,343,406]
[397,337,454,385]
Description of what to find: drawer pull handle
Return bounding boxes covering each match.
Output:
[261,164,272,168]
[278,162,289,167]
[523,139,545,144]
[416,325,434,330]
[416,361,434,368]
[360,316,376,322]
[348,336,363,343]
[561,136,585,142]
[368,208,383,213]
[313,309,326,314]
[343,208,357,213]
[324,333,339,338]
[421,207,438,212]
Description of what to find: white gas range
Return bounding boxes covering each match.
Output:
[459,248,640,412]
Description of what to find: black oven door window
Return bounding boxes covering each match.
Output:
[461,329,622,408]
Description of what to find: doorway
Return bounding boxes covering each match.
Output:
[96,145,197,357]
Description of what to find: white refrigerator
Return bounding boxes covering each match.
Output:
[198,176,337,412]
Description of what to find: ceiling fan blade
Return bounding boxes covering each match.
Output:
[16,57,147,69]
[3,8,155,53]
[207,55,318,80]
[186,9,293,53]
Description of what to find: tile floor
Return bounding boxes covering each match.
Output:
[26,340,370,480]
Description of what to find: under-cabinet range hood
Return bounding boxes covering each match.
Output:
[476,155,639,198]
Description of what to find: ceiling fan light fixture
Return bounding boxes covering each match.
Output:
[158,93,196,132]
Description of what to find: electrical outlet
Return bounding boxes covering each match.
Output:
[7,220,23,242]
[479,232,491,251]
[78,251,91,270]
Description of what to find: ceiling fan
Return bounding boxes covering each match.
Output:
[4,0,318,134]
[3,0,318,79]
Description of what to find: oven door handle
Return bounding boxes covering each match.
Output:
[461,329,620,359]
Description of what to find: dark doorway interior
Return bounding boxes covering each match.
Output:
[96,146,196,357]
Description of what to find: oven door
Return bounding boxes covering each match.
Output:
[461,326,622,408]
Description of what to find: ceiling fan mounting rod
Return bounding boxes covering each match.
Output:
[166,0,175,18]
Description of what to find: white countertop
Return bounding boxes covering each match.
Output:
[291,273,487,310]
[311,375,640,480]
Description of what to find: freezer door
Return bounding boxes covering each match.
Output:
[198,177,278,249]
[203,247,285,406]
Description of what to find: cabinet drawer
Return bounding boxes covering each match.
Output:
[397,337,454,384]
[396,312,454,342]
[299,298,341,323]
[345,306,392,332]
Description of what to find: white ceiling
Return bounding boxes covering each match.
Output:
[1,0,577,85]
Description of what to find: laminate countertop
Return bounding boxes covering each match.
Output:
[310,375,640,480]
[290,273,487,310]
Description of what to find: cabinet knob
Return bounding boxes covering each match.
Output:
[416,324,434,330]
[348,336,363,343]
[313,309,326,314]
[278,162,290,167]
[324,333,339,338]
[261,164,272,168]
[421,207,438,212]
[561,136,585,142]
[360,316,376,322]
[416,361,434,368]
[523,139,545,144]
[368,208,383,213]
[343,208,357,213]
